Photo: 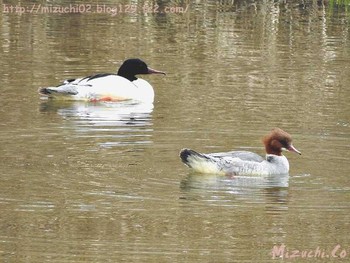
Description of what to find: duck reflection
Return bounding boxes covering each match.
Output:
[40,100,154,147]
[180,173,289,205]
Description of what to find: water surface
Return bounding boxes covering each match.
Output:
[1,0,350,262]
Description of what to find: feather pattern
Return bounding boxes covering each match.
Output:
[180,128,301,176]
[38,59,165,103]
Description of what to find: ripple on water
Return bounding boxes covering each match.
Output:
[179,173,290,207]
[40,100,155,148]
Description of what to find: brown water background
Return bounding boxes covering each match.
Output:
[1,0,350,262]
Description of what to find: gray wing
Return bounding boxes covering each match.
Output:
[208,151,264,163]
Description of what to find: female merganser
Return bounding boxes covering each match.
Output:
[180,128,301,176]
[38,58,166,103]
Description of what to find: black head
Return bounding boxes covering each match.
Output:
[117,58,165,81]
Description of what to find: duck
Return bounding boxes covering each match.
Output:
[38,58,166,103]
[179,128,301,176]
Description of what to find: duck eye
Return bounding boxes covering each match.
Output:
[280,139,289,147]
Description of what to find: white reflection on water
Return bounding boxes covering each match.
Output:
[180,173,289,205]
[40,100,154,147]
[40,100,153,126]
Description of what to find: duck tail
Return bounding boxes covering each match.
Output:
[38,87,54,95]
[180,149,207,166]
[180,148,219,174]
[38,85,78,96]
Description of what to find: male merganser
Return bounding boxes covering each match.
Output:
[180,128,301,176]
[38,58,166,103]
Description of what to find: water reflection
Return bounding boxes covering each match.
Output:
[1,0,350,262]
[40,100,154,147]
[180,173,289,205]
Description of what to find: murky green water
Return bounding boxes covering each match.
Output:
[1,0,350,262]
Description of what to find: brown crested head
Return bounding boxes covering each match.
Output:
[262,128,301,156]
